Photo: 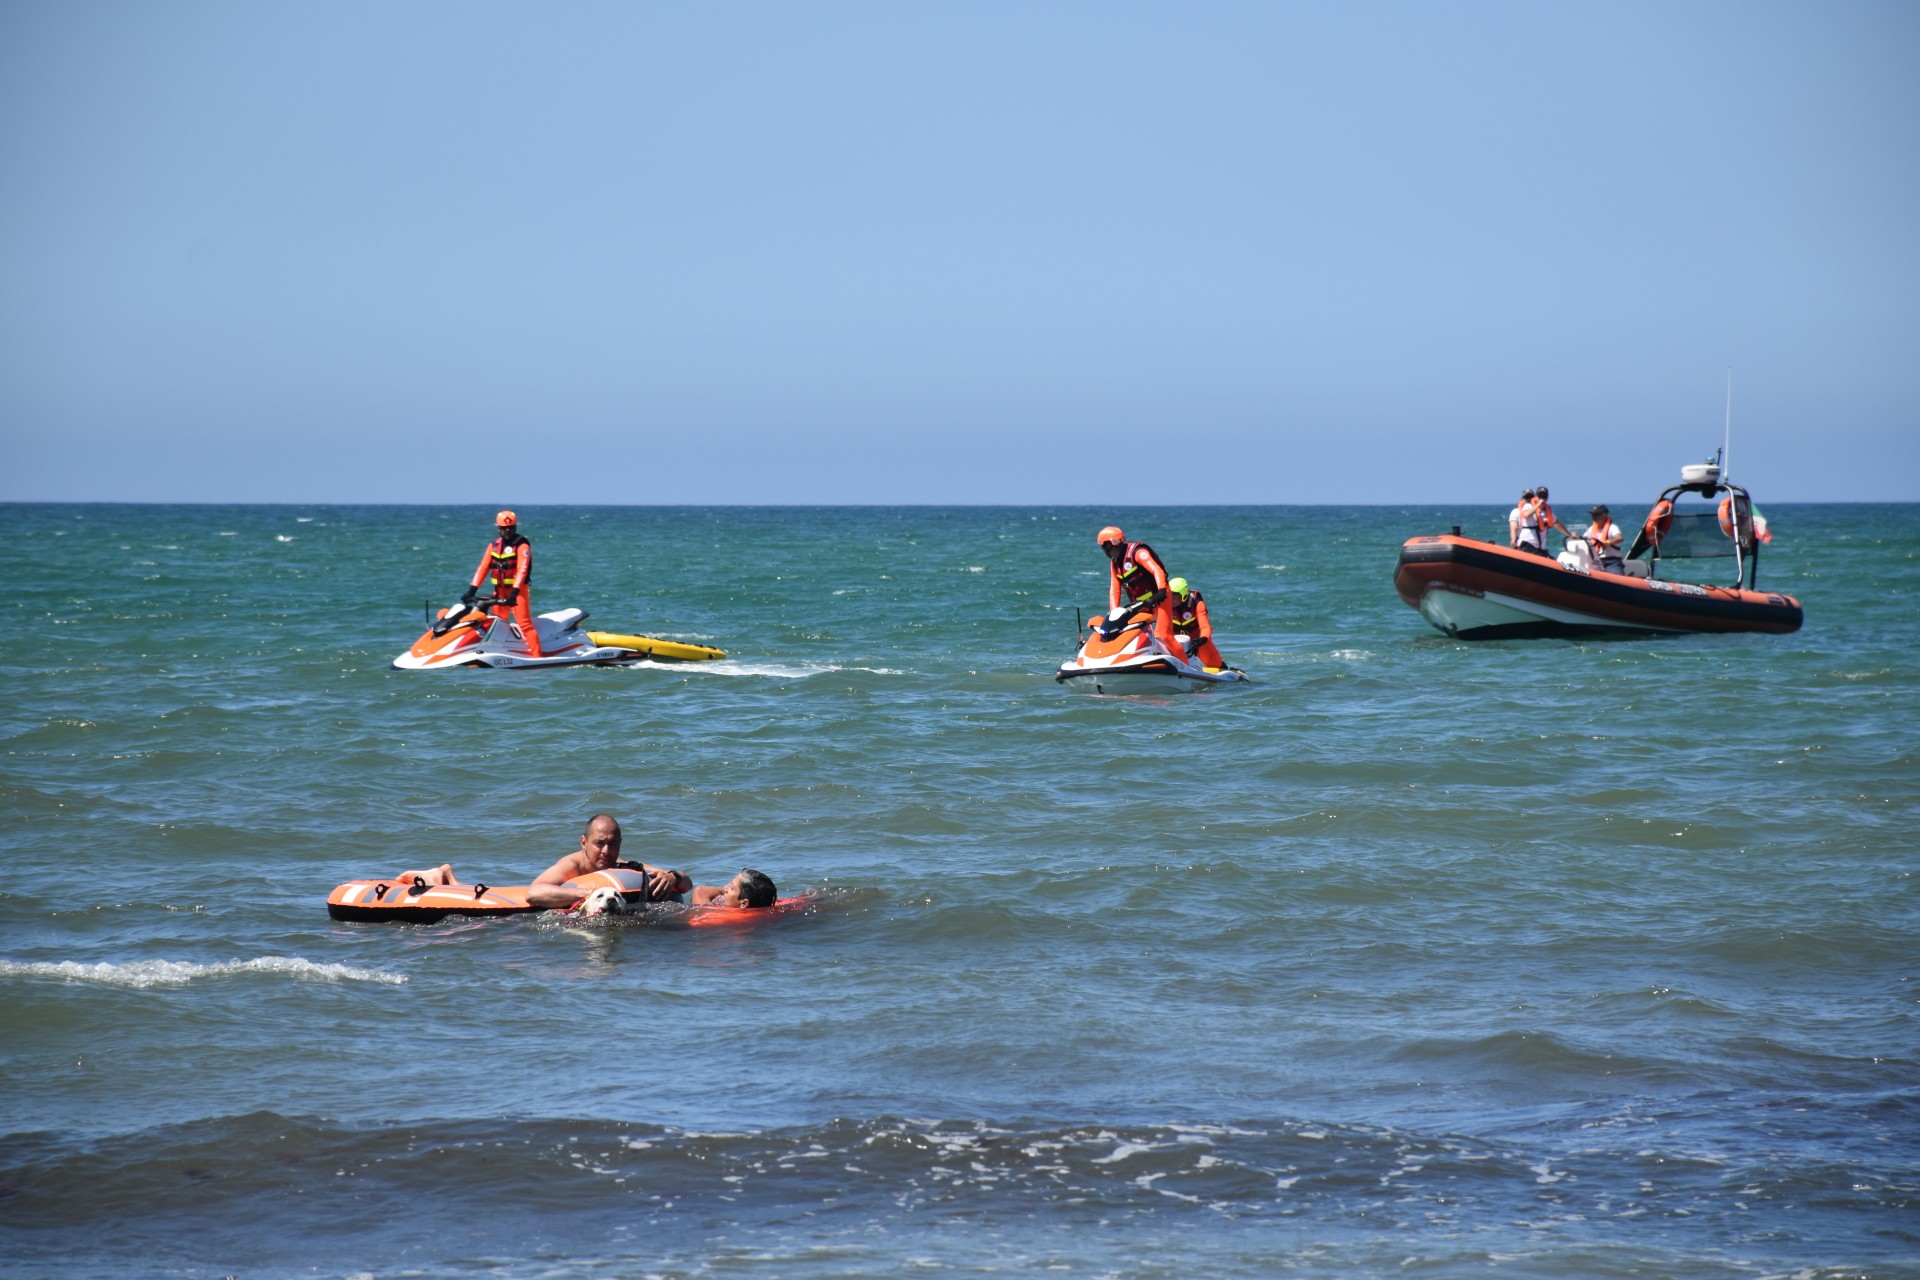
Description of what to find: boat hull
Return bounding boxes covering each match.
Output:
[1395,536,1802,638]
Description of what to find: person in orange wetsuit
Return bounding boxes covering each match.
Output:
[1167,577,1230,670]
[463,509,542,657]
[1097,526,1179,651]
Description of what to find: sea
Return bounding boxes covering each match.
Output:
[1,502,1914,1280]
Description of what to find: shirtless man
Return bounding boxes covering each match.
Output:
[526,814,690,910]
[691,868,778,909]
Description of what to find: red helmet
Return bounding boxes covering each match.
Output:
[495,509,518,528]
[1096,526,1125,547]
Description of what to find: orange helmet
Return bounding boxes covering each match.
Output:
[1096,526,1125,547]
[496,509,518,528]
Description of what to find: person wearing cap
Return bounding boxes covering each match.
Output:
[1584,504,1626,573]
[1167,578,1229,670]
[1096,526,1179,651]
[1520,486,1568,557]
[464,509,542,657]
[1508,489,1536,549]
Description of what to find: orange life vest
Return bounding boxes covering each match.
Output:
[484,535,531,590]
[1113,541,1166,603]
[1170,590,1208,637]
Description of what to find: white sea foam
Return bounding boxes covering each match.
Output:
[0,957,407,988]
[688,661,903,679]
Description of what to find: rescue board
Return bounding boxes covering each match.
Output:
[327,868,814,926]
[327,868,650,923]
[585,632,727,662]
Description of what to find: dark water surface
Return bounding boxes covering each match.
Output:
[2,503,1914,1278]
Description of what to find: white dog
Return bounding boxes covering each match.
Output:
[575,886,629,917]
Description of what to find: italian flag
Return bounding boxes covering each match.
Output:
[1752,505,1773,544]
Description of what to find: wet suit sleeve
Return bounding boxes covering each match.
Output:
[1137,546,1170,604]
[471,543,493,590]
[1194,595,1212,641]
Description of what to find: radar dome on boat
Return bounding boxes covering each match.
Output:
[1681,461,1721,484]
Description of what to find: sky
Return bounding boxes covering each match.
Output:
[2,1,1916,505]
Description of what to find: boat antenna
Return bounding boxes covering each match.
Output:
[1721,368,1733,486]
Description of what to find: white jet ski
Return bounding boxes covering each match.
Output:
[393,596,725,671]
[1055,607,1249,694]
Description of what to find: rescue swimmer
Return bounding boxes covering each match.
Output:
[462,509,541,658]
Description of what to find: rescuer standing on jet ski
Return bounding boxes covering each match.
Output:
[1098,526,1179,652]
[464,509,542,658]
[1168,578,1230,670]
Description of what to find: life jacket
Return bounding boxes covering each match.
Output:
[485,535,531,589]
[1588,518,1623,567]
[1170,590,1205,636]
[1113,541,1165,603]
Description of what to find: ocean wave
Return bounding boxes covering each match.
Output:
[0,1110,1907,1278]
[0,957,406,989]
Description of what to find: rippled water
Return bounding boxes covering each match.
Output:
[2,502,1914,1278]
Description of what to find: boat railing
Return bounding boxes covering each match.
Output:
[1631,482,1762,589]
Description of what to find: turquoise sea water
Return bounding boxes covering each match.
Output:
[1,502,1915,1279]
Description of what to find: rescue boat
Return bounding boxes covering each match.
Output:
[393,596,725,670]
[326,867,811,924]
[1394,464,1802,639]
[1056,607,1249,694]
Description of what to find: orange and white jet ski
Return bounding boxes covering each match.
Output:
[393,596,725,671]
[1055,607,1249,694]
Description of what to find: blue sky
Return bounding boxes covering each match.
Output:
[3,1,1915,504]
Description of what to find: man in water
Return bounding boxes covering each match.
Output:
[692,868,779,909]
[1167,577,1229,670]
[463,509,542,657]
[1097,525,1178,651]
[526,814,690,909]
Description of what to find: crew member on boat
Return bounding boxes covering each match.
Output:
[1520,487,1570,557]
[1509,489,1536,549]
[1584,505,1626,573]
[1097,526,1179,651]
[464,510,542,658]
[527,814,690,909]
[1168,578,1229,670]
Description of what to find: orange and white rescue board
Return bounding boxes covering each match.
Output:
[327,868,814,926]
[327,868,648,922]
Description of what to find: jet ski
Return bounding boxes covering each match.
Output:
[393,596,726,670]
[1056,607,1249,694]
